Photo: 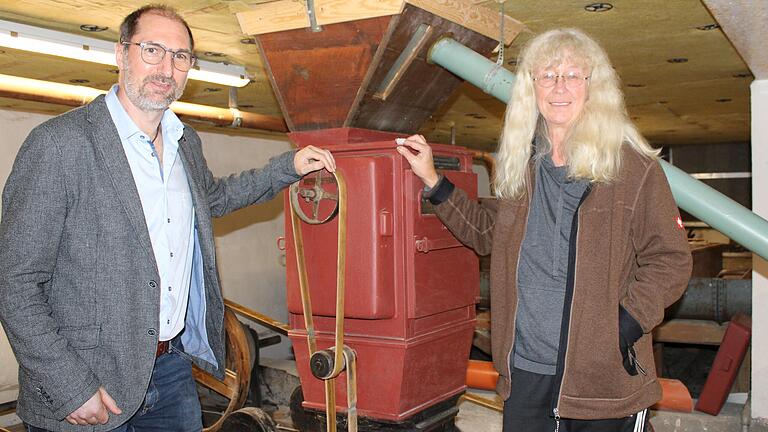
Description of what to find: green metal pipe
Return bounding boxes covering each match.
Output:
[428,37,768,261]
[428,37,515,103]
[660,162,768,259]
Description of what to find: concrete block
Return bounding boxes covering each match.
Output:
[260,358,300,407]
[651,402,745,432]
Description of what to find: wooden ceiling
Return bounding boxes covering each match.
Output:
[0,0,753,151]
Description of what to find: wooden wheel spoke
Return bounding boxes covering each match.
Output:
[194,307,252,431]
[193,368,239,399]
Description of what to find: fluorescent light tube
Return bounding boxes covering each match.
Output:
[0,19,250,87]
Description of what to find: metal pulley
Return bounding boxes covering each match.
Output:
[289,168,358,432]
[290,170,340,224]
[310,348,337,380]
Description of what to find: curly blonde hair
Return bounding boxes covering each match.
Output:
[494,28,658,199]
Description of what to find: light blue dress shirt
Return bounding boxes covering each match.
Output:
[105,86,195,342]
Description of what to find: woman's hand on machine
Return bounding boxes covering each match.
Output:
[294,145,337,175]
[395,134,439,188]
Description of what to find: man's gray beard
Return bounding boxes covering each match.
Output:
[123,58,185,112]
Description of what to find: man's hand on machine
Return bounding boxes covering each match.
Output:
[395,134,439,188]
[294,145,336,175]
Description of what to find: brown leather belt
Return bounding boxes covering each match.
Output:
[156,340,170,358]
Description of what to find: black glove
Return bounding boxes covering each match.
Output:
[619,305,644,376]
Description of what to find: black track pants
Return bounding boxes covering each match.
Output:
[503,367,650,432]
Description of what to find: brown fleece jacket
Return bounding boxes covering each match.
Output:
[434,147,692,419]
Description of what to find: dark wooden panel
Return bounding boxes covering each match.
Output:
[256,16,393,131]
[348,4,498,134]
[689,241,725,278]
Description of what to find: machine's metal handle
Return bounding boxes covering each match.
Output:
[415,236,463,253]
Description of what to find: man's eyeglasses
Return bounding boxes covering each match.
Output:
[532,71,590,89]
[120,41,196,72]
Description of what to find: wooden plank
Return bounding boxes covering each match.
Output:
[405,0,524,45]
[689,241,724,278]
[237,1,308,35]
[192,367,238,399]
[225,298,291,335]
[344,13,401,125]
[723,251,753,272]
[373,24,434,100]
[476,310,490,330]
[461,392,503,412]
[653,319,728,345]
[734,347,751,393]
[316,0,405,26]
[236,0,524,45]
[349,4,498,134]
[653,342,664,375]
[226,1,255,14]
[473,328,491,354]
[237,0,404,36]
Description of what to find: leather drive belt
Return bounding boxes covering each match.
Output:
[289,169,358,432]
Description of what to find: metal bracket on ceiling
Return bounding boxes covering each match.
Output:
[228,87,243,128]
[483,63,505,95]
[496,0,505,66]
[306,0,323,33]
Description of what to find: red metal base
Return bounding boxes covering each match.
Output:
[289,314,474,421]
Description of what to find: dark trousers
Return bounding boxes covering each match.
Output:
[503,367,649,432]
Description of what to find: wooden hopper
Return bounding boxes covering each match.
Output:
[236,0,524,137]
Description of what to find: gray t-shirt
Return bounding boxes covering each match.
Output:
[513,152,588,375]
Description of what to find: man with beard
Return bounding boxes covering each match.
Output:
[0,4,335,431]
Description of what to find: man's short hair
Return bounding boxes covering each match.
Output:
[119,4,195,50]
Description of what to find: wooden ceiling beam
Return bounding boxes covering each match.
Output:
[236,0,404,36]
[237,0,524,45]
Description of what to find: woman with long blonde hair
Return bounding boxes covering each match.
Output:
[398,28,691,431]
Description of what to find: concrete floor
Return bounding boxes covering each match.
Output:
[261,359,766,432]
[1,359,761,431]
[456,391,502,432]
[0,412,21,431]
[1,399,761,432]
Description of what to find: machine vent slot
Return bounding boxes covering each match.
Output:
[433,156,461,171]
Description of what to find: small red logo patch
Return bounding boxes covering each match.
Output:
[676,216,684,229]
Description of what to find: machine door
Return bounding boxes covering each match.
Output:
[286,154,396,319]
[408,165,479,319]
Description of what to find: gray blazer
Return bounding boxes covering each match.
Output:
[0,95,299,431]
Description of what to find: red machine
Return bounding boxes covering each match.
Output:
[246,5,509,428]
[284,128,479,424]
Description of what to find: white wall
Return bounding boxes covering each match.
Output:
[200,131,295,359]
[752,79,768,420]
[0,109,44,404]
[0,108,296,404]
[473,160,492,197]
